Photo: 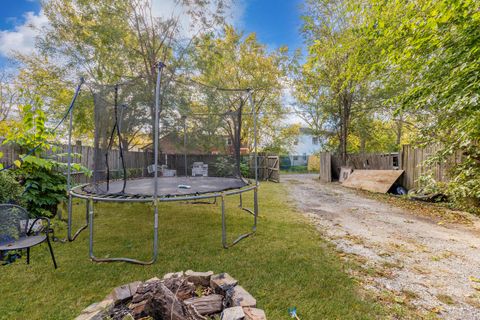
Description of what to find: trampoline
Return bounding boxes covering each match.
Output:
[81,177,248,198]
[67,62,260,264]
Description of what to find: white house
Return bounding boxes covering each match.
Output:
[289,128,321,166]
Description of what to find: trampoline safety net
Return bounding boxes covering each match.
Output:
[85,76,252,198]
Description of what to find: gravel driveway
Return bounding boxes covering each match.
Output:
[283,174,480,319]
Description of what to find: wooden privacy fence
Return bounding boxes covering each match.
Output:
[401,144,463,190]
[0,142,277,183]
[254,153,280,182]
[319,145,462,190]
[333,153,399,171]
[319,152,399,183]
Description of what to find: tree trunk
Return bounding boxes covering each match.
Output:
[360,137,366,154]
[338,90,352,166]
[396,116,403,148]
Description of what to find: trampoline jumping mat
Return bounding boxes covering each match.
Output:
[82,176,249,197]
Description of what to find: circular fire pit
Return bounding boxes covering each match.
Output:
[75,271,266,320]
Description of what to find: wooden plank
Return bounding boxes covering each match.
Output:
[343,169,404,193]
[319,152,332,182]
[338,166,353,183]
[184,294,223,315]
[267,156,279,182]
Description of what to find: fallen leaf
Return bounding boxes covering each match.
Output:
[431,306,443,314]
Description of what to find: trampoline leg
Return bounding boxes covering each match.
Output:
[221,186,258,249]
[88,199,158,265]
[88,198,94,259]
[253,187,258,232]
[67,194,88,242]
[221,195,227,248]
[152,201,159,263]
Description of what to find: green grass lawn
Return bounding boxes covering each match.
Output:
[0,182,384,319]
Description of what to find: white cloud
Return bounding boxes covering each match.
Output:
[0,10,48,58]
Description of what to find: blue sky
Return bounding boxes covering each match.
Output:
[240,0,303,51]
[0,0,304,68]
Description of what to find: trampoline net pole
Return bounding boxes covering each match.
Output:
[183,115,187,177]
[248,89,258,185]
[153,62,165,262]
[67,78,85,242]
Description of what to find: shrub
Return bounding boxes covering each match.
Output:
[214,156,235,177]
[1,101,89,217]
[0,171,23,204]
[16,157,67,218]
[240,161,250,178]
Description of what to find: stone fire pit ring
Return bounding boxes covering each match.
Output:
[75,271,266,320]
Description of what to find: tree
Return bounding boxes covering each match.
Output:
[16,0,232,149]
[297,0,415,158]
[182,26,289,153]
[364,0,480,204]
[300,0,367,163]
[262,124,301,155]
[0,69,18,136]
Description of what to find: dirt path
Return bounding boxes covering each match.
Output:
[283,174,480,319]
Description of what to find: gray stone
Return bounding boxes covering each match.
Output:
[222,306,245,320]
[210,273,238,293]
[243,307,266,320]
[107,281,142,303]
[73,309,103,320]
[108,284,131,302]
[185,270,214,286]
[81,302,101,314]
[75,299,114,320]
[163,271,184,279]
[96,298,114,312]
[230,286,256,307]
[128,281,142,295]
[145,276,160,283]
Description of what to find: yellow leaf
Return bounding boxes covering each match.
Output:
[431,306,443,314]
[469,276,480,283]
[13,160,22,168]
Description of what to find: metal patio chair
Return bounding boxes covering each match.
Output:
[0,204,57,269]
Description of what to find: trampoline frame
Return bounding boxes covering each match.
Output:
[67,62,260,264]
[70,182,258,264]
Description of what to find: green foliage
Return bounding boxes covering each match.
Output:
[2,99,90,217]
[16,157,67,218]
[213,157,235,177]
[411,173,445,198]
[299,0,480,208]
[362,0,480,207]
[240,161,250,178]
[282,166,309,173]
[187,26,288,151]
[262,124,301,155]
[446,158,480,211]
[0,171,23,204]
